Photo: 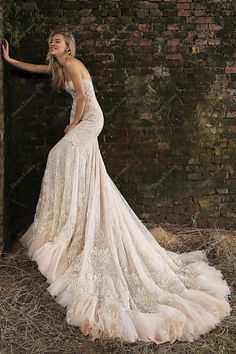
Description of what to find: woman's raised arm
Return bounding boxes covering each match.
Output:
[1,39,49,74]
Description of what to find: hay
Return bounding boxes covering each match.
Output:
[0,224,235,354]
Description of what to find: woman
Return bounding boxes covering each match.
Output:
[1,29,231,345]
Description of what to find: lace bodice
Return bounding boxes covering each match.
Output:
[65,79,104,126]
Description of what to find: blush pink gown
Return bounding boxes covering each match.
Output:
[19,78,231,345]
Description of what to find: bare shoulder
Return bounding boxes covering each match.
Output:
[64,56,91,80]
[64,56,85,69]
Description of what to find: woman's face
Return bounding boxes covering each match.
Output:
[49,34,68,55]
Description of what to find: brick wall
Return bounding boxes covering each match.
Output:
[0,2,3,252]
[2,1,236,249]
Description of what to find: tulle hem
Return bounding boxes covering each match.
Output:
[45,289,230,345]
[19,235,231,345]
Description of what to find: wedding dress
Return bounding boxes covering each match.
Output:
[19,78,231,345]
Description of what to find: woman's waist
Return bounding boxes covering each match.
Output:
[70,111,104,124]
[70,101,103,121]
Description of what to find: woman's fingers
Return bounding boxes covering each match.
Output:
[64,124,75,135]
[1,40,9,59]
[5,40,9,53]
[2,44,6,58]
[2,39,9,54]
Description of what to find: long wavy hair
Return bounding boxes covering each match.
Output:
[46,29,76,92]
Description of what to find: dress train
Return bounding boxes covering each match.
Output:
[19,79,231,344]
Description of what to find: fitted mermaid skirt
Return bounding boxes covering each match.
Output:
[19,79,231,345]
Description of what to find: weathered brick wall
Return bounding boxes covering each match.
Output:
[0,1,4,252]
[3,0,236,248]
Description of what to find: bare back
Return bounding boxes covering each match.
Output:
[63,58,92,83]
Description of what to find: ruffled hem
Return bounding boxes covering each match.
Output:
[45,288,230,344]
[20,236,231,345]
[20,233,68,283]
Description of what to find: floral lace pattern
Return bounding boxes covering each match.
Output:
[19,78,232,345]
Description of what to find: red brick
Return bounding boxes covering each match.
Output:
[166,53,182,60]
[139,39,152,46]
[195,17,213,23]
[225,66,236,74]
[167,39,180,46]
[226,112,236,118]
[138,24,153,32]
[177,3,191,9]
[196,24,208,30]
[177,10,192,16]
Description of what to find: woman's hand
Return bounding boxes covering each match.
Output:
[1,39,10,62]
[64,122,77,134]
[1,40,48,73]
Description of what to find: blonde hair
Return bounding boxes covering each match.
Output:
[46,28,76,92]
